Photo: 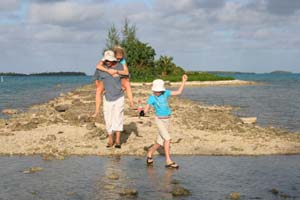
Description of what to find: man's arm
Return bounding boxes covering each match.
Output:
[171,74,188,96]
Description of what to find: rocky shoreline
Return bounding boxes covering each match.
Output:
[0,80,299,159]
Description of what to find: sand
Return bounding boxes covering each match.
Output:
[0,80,299,159]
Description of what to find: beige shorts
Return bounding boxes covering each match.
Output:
[155,117,171,146]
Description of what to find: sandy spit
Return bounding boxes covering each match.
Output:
[0,80,299,159]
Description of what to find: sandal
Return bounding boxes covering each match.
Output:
[106,143,114,148]
[115,143,121,149]
[146,157,154,165]
[165,162,179,169]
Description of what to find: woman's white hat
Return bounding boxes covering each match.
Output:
[102,50,117,62]
[152,79,165,92]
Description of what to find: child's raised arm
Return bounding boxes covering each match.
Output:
[171,74,188,96]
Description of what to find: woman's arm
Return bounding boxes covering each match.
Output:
[171,74,188,96]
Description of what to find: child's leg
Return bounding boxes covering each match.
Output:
[121,78,134,108]
[146,118,168,159]
[163,140,172,164]
[155,118,177,165]
[92,80,104,117]
[147,143,161,158]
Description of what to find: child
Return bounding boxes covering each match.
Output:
[143,74,188,168]
[92,46,134,117]
[96,50,128,148]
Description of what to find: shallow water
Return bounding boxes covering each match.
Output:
[0,155,299,200]
[182,73,300,132]
[0,76,91,118]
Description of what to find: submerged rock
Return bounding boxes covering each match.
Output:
[171,186,190,196]
[229,192,241,200]
[23,167,43,174]
[104,184,116,190]
[171,179,180,185]
[270,188,279,195]
[107,173,120,180]
[119,189,138,197]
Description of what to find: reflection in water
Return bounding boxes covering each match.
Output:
[146,165,176,199]
[0,155,299,199]
[95,155,124,200]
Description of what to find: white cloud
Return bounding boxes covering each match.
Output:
[28,1,106,27]
[1,0,300,73]
[32,26,101,43]
[0,0,19,11]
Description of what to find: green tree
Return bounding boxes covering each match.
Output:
[105,24,120,50]
[155,56,184,76]
[122,18,137,42]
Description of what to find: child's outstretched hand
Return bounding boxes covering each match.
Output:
[182,74,188,82]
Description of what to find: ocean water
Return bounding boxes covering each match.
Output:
[182,73,300,132]
[0,76,91,118]
[0,155,299,200]
[1,73,300,131]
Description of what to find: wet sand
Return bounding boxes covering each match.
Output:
[0,80,299,159]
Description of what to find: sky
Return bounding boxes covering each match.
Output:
[0,0,300,74]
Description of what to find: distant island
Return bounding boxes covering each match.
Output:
[206,71,256,75]
[270,70,292,74]
[0,72,86,76]
[186,71,256,75]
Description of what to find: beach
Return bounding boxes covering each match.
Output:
[0,80,299,159]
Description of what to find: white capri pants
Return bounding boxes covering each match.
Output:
[103,96,124,134]
[155,117,171,146]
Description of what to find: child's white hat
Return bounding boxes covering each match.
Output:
[102,50,117,62]
[152,79,165,92]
